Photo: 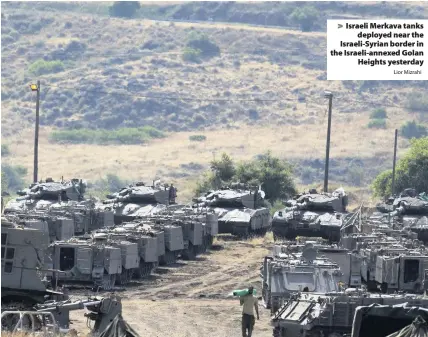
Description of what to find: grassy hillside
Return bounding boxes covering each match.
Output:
[1,1,428,201]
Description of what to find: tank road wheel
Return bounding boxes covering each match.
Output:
[182,243,196,260]
[118,269,133,285]
[101,273,116,291]
[233,226,249,239]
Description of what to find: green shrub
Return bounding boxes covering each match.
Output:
[406,91,428,113]
[189,135,207,142]
[109,1,140,18]
[1,144,10,156]
[370,108,387,119]
[186,31,220,58]
[289,6,319,32]
[182,47,201,63]
[49,127,165,145]
[367,119,387,129]
[28,59,65,76]
[400,120,427,139]
[1,164,27,192]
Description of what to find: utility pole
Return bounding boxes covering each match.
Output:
[30,81,40,183]
[323,91,333,193]
[391,128,398,196]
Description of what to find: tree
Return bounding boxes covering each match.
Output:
[236,151,296,200]
[289,6,319,32]
[400,120,427,139]
[195,152,296,201]
[372,137,428,197]
[109,1,141,18]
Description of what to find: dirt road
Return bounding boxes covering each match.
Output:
[69,235,275,337]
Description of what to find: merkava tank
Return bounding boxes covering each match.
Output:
[271,289,428,337]
[192,182,271,237]
[1,217,68,329]
[340,232,428,293]
[271,188,349,242]
[260,243,344,314]
[374,188,428,243]
[4,178,114,236]
[100,180,176,225]
[4,178,86,213]
[271,237,362,288]
[46,237,122,290]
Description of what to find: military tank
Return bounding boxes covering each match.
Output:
[271,290,428,337]
[193,183,271,237]
[375,188,428,243]
[4,178,113,236]
[4,178,86,213]
[1,217,68,329]
[261,243,344,314]
[272,188,349,242]
[100,181,176,225]
[46,237,122,291]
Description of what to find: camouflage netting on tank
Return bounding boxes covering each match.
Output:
[98,314,140,337]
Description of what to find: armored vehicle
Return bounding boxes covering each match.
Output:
[101,181,176,225]
[271,290,428,337]
[1,217,68,329]
[4,178,86,213]
[193,183,271,237]
[261,244,344,313]
[351,303,428,337]
[272,188,349,242]
[375,189,428,243]
[47,238,122,290]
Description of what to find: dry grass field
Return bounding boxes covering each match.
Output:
[3,111,410,201]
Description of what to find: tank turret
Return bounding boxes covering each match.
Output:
[192,183,271,237]
[272,187,348,242]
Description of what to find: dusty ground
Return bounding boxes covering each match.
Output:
[69,235,274,337]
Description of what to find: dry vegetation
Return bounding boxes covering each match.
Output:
[1,2,427,198]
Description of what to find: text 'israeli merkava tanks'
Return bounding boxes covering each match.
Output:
[375,188,428,243]
[100,181,177,225]
[272,188,349,242]
[271,289,428,337]
[260,243,345,314]
[193,183,271,237]
[4,178,114,236]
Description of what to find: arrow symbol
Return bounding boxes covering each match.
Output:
[338,24,343,29]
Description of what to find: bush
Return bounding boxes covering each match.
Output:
[370,108,387,119]
[1,164,27,192]
[28,59,64,76]
[182,47,202,63]
[195,151,296,202]
[406,91,428,113]
[367,119,387,129]
[89,173,130,197]
[186,31,220,58]
[1,144,10,156]
[372,137,428,197]
[289,6,319,32]
[400,120,427,139]
[189,135,206,142]
[109,1,140,18]
[49,126,165,145]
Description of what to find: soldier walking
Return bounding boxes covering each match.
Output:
[239,286,259,337]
